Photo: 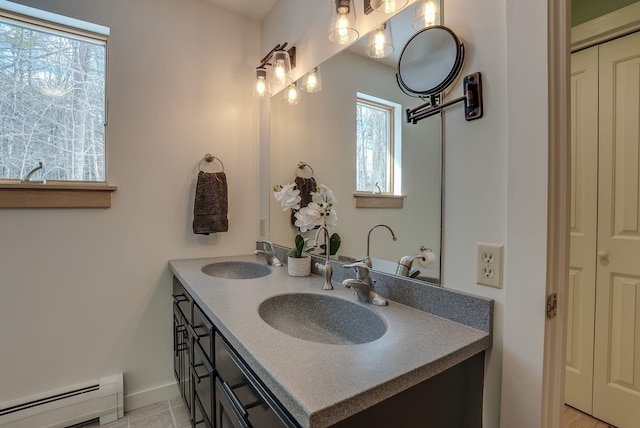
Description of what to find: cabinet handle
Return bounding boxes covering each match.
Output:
[190,362,213,383]
[187,324,198,340]
[222,380,248,419]
[598,250,609,260]
[172,293,188,303]
[174,325,187,356]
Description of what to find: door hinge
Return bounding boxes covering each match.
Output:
[547,293,558,319]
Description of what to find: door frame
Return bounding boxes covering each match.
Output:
[543,2,640,427]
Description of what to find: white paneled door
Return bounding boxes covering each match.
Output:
[565,45,598,415]
[566,30,640,428]
[593,30,640,428]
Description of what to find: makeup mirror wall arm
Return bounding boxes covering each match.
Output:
[407,72,484,124]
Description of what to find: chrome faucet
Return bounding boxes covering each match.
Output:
[254,241,283,267]
[364,224,397,268]
[314,226,333,290]
[342,262,388,306]
[396,255,421,278]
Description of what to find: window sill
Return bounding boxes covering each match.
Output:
[353,193,405,208]
[0,182,117,208]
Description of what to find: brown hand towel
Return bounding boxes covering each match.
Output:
[193,171,228,234]
[291,176,317,225]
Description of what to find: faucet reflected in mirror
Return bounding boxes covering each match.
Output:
[364,224,397,268]
[268,5,442,285]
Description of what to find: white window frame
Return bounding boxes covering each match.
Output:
[356,92,402,195]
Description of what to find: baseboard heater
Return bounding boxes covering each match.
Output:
[0,374,124,428]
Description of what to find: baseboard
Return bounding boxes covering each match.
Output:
[124,382,180,412]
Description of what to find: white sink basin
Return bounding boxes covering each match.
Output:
[201,261,271,279]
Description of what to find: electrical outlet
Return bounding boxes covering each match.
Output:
[259,218,266,236]
[477,243,503,288]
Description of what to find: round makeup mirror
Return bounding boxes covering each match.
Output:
[396,25,464,97]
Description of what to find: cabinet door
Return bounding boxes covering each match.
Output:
[192,340,215,427]
[173,302,192,416]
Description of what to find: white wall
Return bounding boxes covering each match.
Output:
[0,0,260,410]
[261,1,553,428]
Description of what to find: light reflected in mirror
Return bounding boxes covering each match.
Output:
[269,7,442,284]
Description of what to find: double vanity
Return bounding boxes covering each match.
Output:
[169,252,492,428]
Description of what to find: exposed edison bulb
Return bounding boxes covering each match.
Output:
[270,50,292,86]
[371,0,408,14]
[381,0,395,13]
[423,1,437,25]
[413,0,440,29]
[366,23,393,58]
[252,67,271,98]
[301,67,322,93]
[256,78,267,96]
[285,84,299,105]
[336,13,350,44]
[329,0,358,45]
[274,59,287,85]
[373,29,387,57]
[306,73,318,91]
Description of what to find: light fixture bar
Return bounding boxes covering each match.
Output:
[364,0,374,14]
[256,43,296,70]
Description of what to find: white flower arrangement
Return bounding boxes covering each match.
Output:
[273,183,338,233]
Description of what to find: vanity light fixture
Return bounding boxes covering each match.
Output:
[271,49,293,86]
[300,67,323,93]
[366,0,408,14]
[252,43,296,97]
[412,0,441,29]
[366,23,394,58]
[252,67,271,98]
[284,83,299,105]
[328,0,359,45]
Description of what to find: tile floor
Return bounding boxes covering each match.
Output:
[71,400,615,428]
[75,397,191,428]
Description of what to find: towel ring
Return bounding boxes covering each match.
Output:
[296,161,314,178]
[199,153,224,172]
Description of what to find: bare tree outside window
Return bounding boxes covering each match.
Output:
[356,97,394,193]
[0,18,106,181]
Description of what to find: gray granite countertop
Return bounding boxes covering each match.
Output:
[169,255,492,428]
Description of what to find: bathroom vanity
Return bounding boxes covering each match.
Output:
[169,255,492,428]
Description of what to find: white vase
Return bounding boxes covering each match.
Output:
[287,255,311,277]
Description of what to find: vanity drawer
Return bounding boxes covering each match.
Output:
[172,277,192,325]
[192,303,214,360]
[192,340,215,427]
[214,333,297,428]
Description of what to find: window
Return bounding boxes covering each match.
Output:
[0,4,108,182]
[356,93,401,195]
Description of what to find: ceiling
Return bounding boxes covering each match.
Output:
[200,0,278,20]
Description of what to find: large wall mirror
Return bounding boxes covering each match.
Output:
[269,6,442,284]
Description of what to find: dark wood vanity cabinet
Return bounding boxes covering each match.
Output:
[172,276,484,428]
[172,277,297,428]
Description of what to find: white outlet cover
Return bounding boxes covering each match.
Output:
[477,242,504,288]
